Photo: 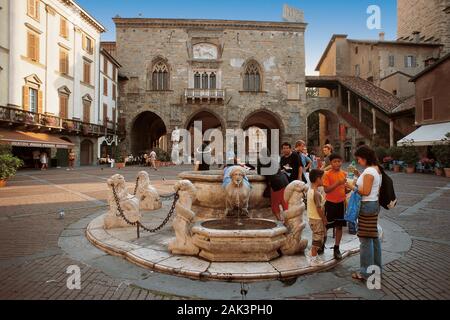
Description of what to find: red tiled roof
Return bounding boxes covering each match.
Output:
[391,96,416,114]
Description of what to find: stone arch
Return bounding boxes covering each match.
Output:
[131,111,168,154]
[184,109,226,133]
[306,108,340,154]
[241,109,285,153]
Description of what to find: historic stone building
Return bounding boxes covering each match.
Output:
[398,0,450,55]
[113,17,308,155]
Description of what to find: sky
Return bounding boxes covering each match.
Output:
[76,0,398,75]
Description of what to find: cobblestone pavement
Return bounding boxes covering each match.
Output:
[0,166,449,300]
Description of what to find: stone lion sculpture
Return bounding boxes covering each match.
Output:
[168,180,200,256]
[104,174,141,229]
[135,171,162,211]
[280,180,309,255]
[223,166,251,218]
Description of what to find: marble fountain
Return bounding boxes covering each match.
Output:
[86,168,360,282]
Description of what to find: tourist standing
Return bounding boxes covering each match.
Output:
[40,152,48,170]
[280,142,303,183]
[321,144,334,171]
[322,154,348,260]
[352,145,383,282]
[149,149,158,171]
[195,141,211,171]
[257,148,289,221]
[294,141,308,183]
[32,150,41,169]
[307,169,327,266]
[68,149,76,170]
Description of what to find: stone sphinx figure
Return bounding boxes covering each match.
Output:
[104,174,141,229]
[222,166,251,218]
[168,180,200,256]
[135,171,162,211]
[280,180,309,255]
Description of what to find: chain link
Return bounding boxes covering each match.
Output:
[112,185,179,233]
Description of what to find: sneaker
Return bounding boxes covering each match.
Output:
[333,247,343,260]
[309,255,324,267]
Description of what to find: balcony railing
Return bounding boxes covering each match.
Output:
[0,105,118,137]
[184,89,225,103]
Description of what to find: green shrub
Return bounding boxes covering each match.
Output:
[432,133,450,168]
[0,145,23,180]
[114,142,125,163]
[388,146,403,161]
[400,146,419,166]
[154,148,171,162]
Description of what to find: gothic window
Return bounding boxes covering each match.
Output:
[202,72,209,89]
[150,60,169,91]
[209,73,217,89]
[194,72,201,89]
[243,61,262,92]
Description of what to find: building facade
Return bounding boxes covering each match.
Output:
[98,44,121,159]
[398,0,450,55]
[114,17,308,156]
[315,34,442,99]
[0,0,9,108]
[0,0,118,167]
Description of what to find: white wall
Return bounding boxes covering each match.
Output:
[99,53,118,124]
[8,0,103,123]
[0,0,9,107]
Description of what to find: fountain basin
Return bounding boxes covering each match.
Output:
[192,219,288,262]
[178,170,271,220]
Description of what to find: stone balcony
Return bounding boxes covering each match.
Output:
[184,88,225,104]
[0,105,122,137]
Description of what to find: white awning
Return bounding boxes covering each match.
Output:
[397,122,450,147]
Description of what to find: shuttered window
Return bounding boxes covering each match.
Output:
[82,34,94,55]
[59,95,69,119]
[59,49,69,74]
[83,101,91,123]
[60,17,69,38]
[103,104,108,125]
[103,58,108,75]
[112,84,117,101]
[27,0,40,21]
[83,61,91,84]
[27,32,40,62]
[103,77,108,96]
[423,99,433,121]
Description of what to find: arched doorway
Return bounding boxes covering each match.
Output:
[80,139,93,166]
[56,137,72,167]
[186,110,223,133]
[131,111,167,155]
[307,110,339,155]
[242,110,283,154]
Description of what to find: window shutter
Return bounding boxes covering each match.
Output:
[59,96,67,119]
[82,34,86,51]
[28,0,35,17]
[404,56,408,68]
[113,84,116,100]
[423,99,433,120]
[27,33,34,60]
[412,56,417,67]
[103,104,108,125]
[104,77,108,96]
[35,34,40,62]
[23,86,30,111]
[37,90,43,114]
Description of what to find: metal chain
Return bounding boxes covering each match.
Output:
[112,185,179,233]
[133,176,140,196]
[133,176,175,200]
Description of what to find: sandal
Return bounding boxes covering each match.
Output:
[352,272,366,282]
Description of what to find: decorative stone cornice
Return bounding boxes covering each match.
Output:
[45,4,56,16]
[113,18,307,32]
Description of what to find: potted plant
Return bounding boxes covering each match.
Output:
[432,133,450,178]
[389,146,403,172]
[0,144,23,188]
[114,142,126,169]
[400,145,419,174]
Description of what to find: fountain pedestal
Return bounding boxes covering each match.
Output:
[192,219,288,262]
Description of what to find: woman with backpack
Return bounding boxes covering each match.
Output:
[351,145,383,282]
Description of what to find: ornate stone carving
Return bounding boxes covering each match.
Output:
[168,180,200,256]
[193,43,218,60]
[136,171,162,211]
[224,166,251,218]
[104,174,141,229]
[280,181,309,255]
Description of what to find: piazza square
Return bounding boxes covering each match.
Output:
[0,0,449,306]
